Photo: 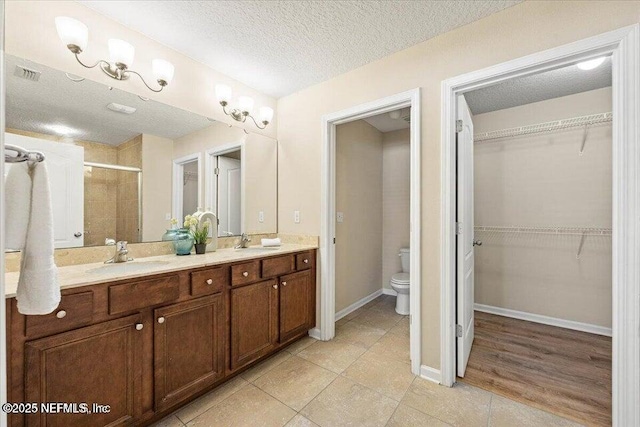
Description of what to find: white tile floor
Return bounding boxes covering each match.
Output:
[153,295,582,427]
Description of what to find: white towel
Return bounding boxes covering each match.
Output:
[261,238,281,247]
[4,163,31,250]
[16,162,61,315]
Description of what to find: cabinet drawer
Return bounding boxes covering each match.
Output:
[109,275,180,315]
[25,291,94,337]
[262,255,294,278]
[231,261,260,286]
[296,252,313,271]
[191,266,228,296]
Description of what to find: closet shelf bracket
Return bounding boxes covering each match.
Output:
[579,123,589,156]
[576,231,587,259]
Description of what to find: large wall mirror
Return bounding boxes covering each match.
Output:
[4,55,278,249]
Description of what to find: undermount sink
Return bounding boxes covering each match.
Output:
[86,260,171,275]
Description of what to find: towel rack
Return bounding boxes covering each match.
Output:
[4,144,45,163]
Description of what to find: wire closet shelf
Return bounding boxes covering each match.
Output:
[474,112,612,142]
[474,226,612,236]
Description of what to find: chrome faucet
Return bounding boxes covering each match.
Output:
[105,240,133,263]
[235,233,251,249]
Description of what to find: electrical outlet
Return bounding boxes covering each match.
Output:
[294,210,301,224]
[337,212,344,223]
[165,213,172,220]
[258,211,264,223]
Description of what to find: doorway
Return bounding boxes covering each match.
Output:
[441,25,640,425]
[172,153,202,222]
[319,89,422,376]
[205,144,245,237]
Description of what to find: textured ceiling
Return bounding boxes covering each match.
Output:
[6,55,211,146]
[80,0,522,97]
[465,57,612,115]
[364,108,410,133]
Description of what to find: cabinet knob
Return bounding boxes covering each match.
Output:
[157,317,165,324]
[303,259,309,264]
[135,323,144,331]
[55,310,66,319]
[206,278,213,285]
[282,281,287,286]
[273,284,278,289]
[243,272,249,277]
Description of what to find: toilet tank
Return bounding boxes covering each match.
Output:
[399,248,410,273]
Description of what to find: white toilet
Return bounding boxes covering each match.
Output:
[390,248,410,315]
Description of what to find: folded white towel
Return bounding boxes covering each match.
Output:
[261,238,281,247]
[16,162,61,315]
[5,163,31,250]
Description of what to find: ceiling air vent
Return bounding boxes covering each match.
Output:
[14,65,41,82]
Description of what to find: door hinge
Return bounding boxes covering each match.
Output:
[456,120,463,133]
[333,237,336,244]
[214,167,220,175]
[456,324,463,337]
[456,222,463,235]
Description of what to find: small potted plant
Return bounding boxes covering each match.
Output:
[185,214,210,255]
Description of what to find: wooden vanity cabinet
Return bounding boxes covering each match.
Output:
[24,313,144,427]
[6,249,316,427]
[153,294,225,411]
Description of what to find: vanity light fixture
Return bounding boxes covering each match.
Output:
[55,16,175,93]
[215,84,274,129]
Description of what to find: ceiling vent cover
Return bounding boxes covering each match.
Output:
[14,65,41,82]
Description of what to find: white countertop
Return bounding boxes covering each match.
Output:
[4,243,317,298]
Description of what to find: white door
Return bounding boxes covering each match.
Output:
[4,133,84,248]
[217,156,241,236]
[456,95,475,377]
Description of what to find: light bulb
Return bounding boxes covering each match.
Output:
[259,107,274,124]
[152,59,174,85]
[108,39,135,68]
[238,96,254,114]
[577,57,606,71]
[215,84,232,104]
[55,17,89,53]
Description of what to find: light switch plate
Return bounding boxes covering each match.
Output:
[294,210,301,224]
[337,212,344,223]
[258,211,264,223]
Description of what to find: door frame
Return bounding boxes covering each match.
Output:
[204,142,246,235]
[172,152,202,221]
[440,25,640,425]
[320,88,422,375]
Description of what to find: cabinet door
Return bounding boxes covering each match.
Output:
[230,280,278,370]
[24,314,143,427]
[279,271,313,342]
[154,294,225,410]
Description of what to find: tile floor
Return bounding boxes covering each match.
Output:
[153,295,582,427]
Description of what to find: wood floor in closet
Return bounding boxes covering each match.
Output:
[460,311,611,426]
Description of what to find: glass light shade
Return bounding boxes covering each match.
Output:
[259,107,274,124]
[577,56,606,71]
[152,59,175,84]
[215,84,232,103]
[55,17,89,51]
[108,39,135,67]
[238,96,254,114]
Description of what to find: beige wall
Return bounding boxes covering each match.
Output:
[5,1,277,139]
[382,129,410,291]
[473,88,612,327]
[174,121,278,234]
[276,2,640,368]
[141,134,174,242]
[335,121,383,312]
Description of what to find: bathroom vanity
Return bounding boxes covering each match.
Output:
[5,245,317,426]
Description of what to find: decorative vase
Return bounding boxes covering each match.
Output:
[162,228,179,241]
[195,243,207,254]
[173,228,194,256]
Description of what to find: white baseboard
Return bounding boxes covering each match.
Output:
[474,303,612,337]
[382,288,397,296]
[420,365,441,384]
[335,289,383,321]
[308,328,322,340]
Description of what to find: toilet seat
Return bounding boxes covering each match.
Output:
[390,272,410,285]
